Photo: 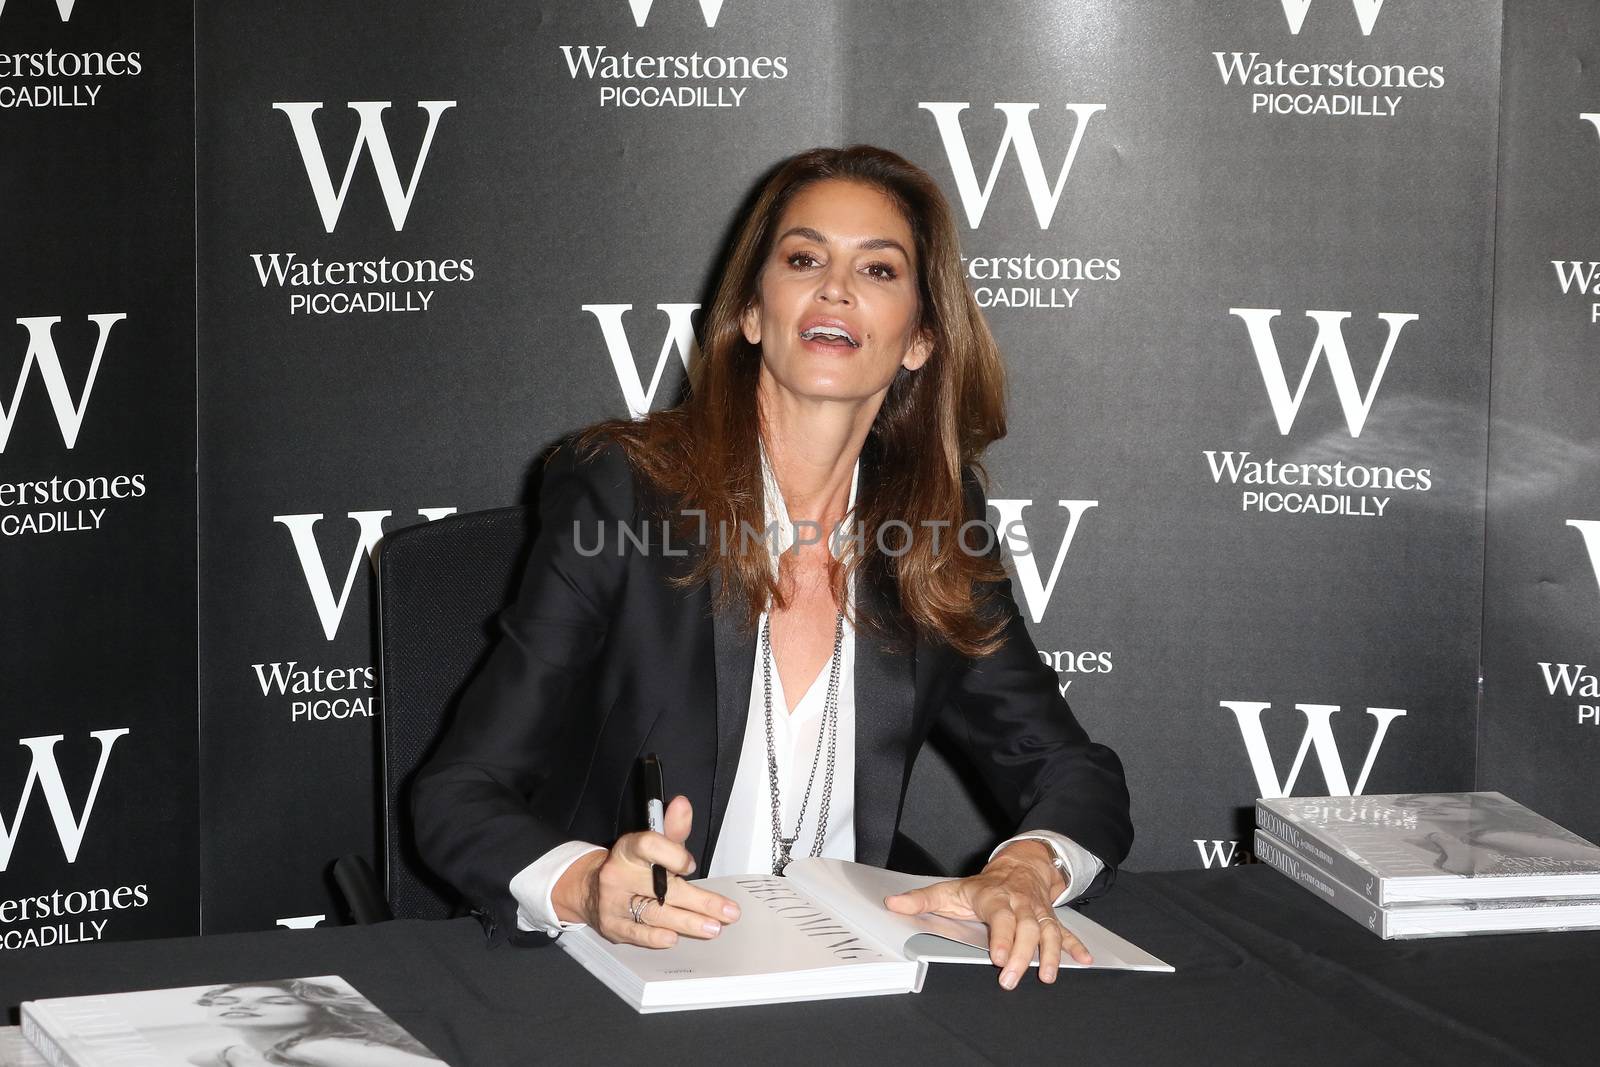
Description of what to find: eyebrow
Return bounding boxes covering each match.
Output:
[778,226,911,261]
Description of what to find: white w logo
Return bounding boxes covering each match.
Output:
[987,499,1098,624]
[0,313,125,452]
[1219,701,1406,798]
[583,303,700,419]
[0,729,128,871]
[275,508,457,641]
[1568,520,1600,602]
[1280,0,1388,36]
[0,0,78,20]
[1230,308,1417,438]
[918,102,1105,229]
[273,101,456,233]
[628,0,726,26]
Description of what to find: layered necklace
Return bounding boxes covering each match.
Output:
[760,610,845,876]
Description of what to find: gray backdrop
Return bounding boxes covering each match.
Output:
[3,0,1592,943]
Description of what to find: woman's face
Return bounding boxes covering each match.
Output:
[743,178,931,407]
[205,986,317,1029]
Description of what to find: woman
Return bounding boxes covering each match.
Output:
[1391,793,1600,876]
[188,980,441,1066]
[413,146,1132,990]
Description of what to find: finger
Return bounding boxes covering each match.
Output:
[1037,917,1062,983]
[884,880,958,916]
[983,902,1017,969]
[615,830,696,876]
[600,913,678,950]
[643,900,727,940]
[664,795,694,846]
[666,878,742,925]
[1001,913,1039,990]
[1062,926,1093,966]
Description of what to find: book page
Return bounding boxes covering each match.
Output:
[571,873,905,983]
[787,858,1173,972]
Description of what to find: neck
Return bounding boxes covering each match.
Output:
[757,373,877,525]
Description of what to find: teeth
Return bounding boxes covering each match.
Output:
[801,325,858,346]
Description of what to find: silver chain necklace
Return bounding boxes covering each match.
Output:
[761,611,844,877]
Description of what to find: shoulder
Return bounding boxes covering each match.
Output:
[534,433,649,526]
[549,419,695,522]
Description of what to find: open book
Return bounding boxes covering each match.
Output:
[558,857,1172,1012]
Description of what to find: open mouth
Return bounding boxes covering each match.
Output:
[799,324,859,348]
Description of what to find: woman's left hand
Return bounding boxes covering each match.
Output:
[883,840,1091,988]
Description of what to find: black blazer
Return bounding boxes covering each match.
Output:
[411,441,1132,944]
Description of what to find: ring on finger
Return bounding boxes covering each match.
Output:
[628,894,655,926]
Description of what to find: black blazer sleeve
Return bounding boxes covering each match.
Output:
[410,442,635,944]
[935,474,1133,902]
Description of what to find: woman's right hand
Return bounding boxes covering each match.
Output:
[551,795,742,947]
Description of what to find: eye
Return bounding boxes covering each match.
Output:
[786,251,820,269]
[864,262,899,280]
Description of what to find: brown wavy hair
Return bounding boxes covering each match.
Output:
[584,145,1009,656]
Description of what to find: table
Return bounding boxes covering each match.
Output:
[2,866,1593,1066]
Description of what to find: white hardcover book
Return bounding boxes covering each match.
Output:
[1255,829,1600,939]
[557,857,1172,1013]
[0,1027,48,1067]
[1255,792,1600,905]
[21,975,446,1067]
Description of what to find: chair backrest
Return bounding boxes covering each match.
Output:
[377,505,532,920]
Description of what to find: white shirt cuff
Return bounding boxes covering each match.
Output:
[509,841,605,935]
[990,830,1106,906]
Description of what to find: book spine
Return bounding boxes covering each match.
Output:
[1253,830,1389,938]
[1255,801,1388,904]
[20,1010,84,1067]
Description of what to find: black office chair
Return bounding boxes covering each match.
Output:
[335,501,958,924]
[336,505,535,923]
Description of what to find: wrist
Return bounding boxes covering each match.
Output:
[552,848,608,924]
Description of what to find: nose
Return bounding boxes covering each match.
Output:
[816,261,853,306]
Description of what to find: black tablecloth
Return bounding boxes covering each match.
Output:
[4,866,1593,1066]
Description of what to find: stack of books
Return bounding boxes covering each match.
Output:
[1254,792,1600,939]
[15,975,446,1066]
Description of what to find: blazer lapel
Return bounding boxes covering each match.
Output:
[705,568,755,871]
[851,571,917,868]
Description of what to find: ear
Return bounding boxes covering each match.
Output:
[901,330,933,372]
[740,302,762,346]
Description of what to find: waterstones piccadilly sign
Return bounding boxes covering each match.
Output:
[256,508,455,725]
[1552,115,1600,328]
[0,0,144,112]
[1538,520,1600,730]
[0,729,148,951]
[583,302,700,419]
[1195,700,1407,868]
[249,101,476,318]
[1202,307,1432,519]
[558,0,790,110]
[919,101,1122,314]
[989,498,1115,703]
[0,313,147,539]
[1211,0,1445,119]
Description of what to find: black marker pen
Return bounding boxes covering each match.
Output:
[642,753,669,906]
